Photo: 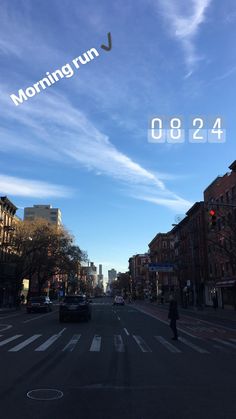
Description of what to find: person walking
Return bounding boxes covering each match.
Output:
[168,294,179,340]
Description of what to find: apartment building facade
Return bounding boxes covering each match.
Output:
[204,160,236,309]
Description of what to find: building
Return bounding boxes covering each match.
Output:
[128,254,150,299]
[204,161,236,309]
[97,264,104,286]
[24,204,62,225]
[0,196,19,306]
[148,232,177,301]
[171,202,209,307]
[108,269,117,284]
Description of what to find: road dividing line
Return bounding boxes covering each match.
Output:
[90,335,101,352]
[114,335,125,352]
[117,316,121,321]
[155,336,182,353]
[23,312,54,323]
[178,337,209,354]
[133,335,152,353]
[63,334,81,352]
[0,324,13,332]
[124,328,130,336]
[35,328,66,351]
[0,335,22,347]
[9,335,42,352]
[213,338,236,350]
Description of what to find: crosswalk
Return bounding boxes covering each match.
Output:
[0,332,236,355]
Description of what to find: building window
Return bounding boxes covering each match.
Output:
[232,186,235,202]
[225,191,229,203]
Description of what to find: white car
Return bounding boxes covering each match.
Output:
[113,296,125,306]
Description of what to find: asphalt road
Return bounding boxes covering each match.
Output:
[0,297,236,419]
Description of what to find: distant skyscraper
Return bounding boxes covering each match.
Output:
[24,204,62,225]
[97,264,103,286]
[108,269,117,284]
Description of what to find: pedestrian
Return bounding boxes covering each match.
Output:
[168,294,179,340]
[212,294,217,310]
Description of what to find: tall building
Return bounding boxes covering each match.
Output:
[97,264,103,286]
[108,268,117,284]
[24,204,62,225]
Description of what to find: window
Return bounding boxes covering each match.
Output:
[225,191,229,203]
[232,186,235,202]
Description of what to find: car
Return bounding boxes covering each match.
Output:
[59,295,92,322]
[26,296,53,313]
[113,296,125,306]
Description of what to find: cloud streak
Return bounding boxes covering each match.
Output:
[156,0,212,73]
[0,83,192,211]
[0,174,71,198]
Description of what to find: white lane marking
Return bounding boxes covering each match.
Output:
[133,306,201,339]
[213,338,236,350]
[178,337,209,354]
[0,313,20,320]
[133,335,152,353]
[63,334,81,352]
[9,335,42,352]
[35,328,66,351]
[0,324,13,332]
[114,335,125,352]
[0,335,22,347]
[155,336,182,353]
[117,316,121,321]
[124,328,130,336]
[90,335,101,352]
[23,312,54,323]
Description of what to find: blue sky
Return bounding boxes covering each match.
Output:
[1,0,236,280]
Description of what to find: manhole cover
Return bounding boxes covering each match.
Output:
[27,388,63,400]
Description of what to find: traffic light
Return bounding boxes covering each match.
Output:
[209,209,217,228]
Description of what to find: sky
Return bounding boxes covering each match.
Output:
[1,0,236,280]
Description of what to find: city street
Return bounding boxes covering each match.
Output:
[0,297,236,419]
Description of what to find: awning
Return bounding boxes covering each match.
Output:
[215,280,236,288]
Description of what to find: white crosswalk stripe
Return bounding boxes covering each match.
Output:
[62,334,81,352]
[0,335,22,347]
[133,335,152,352]
[155,336,182,353]
[90,335,102,352]
[114,335,125,352]
[9,335,42,352]
[178,337,209,354]
[0,332,230,355]
[35,328,66,351]
[213,338,236,350]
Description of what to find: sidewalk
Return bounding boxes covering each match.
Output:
[133,300,236,323]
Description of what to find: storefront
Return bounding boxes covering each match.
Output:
[216,279,236,310]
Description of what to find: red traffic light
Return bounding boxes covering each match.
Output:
[209,209,216,216]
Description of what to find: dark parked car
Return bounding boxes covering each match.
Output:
[59,295,92,322]
[26,296,53,313]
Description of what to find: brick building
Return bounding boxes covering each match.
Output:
[0,196,19,306]
[204,161,236,309]
[148,233,177,301]
[171,202,208,307]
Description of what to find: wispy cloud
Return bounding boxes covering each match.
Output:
[155,0,212,73]
[0,174,71,198]
[0,86,192,211]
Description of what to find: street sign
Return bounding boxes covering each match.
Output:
[148,263,174,272]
